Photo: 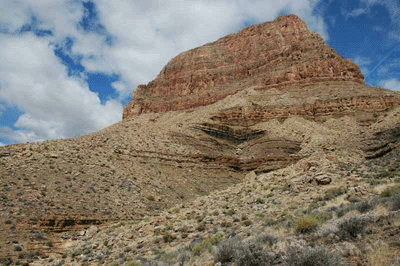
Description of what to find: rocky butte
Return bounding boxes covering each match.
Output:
[1,14,400,264]
[123,14,400,170]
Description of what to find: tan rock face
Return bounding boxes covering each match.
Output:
[123,14,364,119]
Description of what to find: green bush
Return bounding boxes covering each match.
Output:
[126,261,141,266]
[225,208,236,216]
[380,186,400,198]
[310,211,332,223]
[162,232,175,243]
[192,240,213,256]
[295,216,320,234]
[322,187,347,201]
[192,233,224,256]
[212,210,219,216]
[146,195,155,201]
[286,246,341,266]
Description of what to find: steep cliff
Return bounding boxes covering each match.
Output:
[123,14,366,119]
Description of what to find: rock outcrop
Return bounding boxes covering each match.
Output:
[123,14,365,119]
[121,14,400,172]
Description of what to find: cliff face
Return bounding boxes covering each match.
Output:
[119,13,400,175]
[123,14,364,119]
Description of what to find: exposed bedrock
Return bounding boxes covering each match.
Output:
[123,14,365,120]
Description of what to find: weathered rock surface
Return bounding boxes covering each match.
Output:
[123,15,367,119]
[120,14,400,176]
[122,14,400,168]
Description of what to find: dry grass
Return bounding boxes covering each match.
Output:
[366,246,400,266]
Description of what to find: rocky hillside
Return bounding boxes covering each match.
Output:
[123,14,365,118]
[1,14,400,265]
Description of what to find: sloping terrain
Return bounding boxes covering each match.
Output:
[1,14,400,265]
[21,110,400,266]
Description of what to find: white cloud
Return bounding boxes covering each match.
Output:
[353,56,373,76]
[0,0,328,143]
[379,78,400,91]
[348,8,369,17]
[353,56,372,66]
[0,33,122,143]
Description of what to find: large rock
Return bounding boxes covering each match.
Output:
[123,14,387,120]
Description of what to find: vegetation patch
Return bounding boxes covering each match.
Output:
[319,187,347,201]
[294,215,320,234]
[337,215,372,240]
[380,186,400,198]
[286,246,341,266]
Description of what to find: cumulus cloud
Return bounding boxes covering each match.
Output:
[349,0,400,45]
[353,56,373,76]
[379,78,400,91]
[80,0,329,95]
[0,0,328,144]
[0,33,122,143]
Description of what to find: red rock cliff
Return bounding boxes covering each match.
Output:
[123,14,364,120]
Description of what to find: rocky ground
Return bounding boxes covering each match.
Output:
[2,13,400,266]
[1,104,400,266]
[2,143,399,266]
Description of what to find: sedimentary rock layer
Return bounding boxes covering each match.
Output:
[123,14,364,119]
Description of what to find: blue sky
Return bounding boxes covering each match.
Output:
[0,0,399,146]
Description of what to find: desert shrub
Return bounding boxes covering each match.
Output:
[380,186,400,198]
[221,221,232,227]
[215,236,275,266]
[390,193,400,211]
[0,258,12,266]
[225,208,236,216]
[162,232,175,243]
[142,261,159,266]
[160,252,177,262]
[350,200,375,213]
[193,233,225,256]
[286,246,341,266]
[335,204,350,218]
[294,216,320,234]
[311,211,332,223]
[214,237,241,265]
[242,220,252,226]
[192,239,213,256]
[146,195,155,201]
[210,232,225,245]
[235,241,274,266]
[322,187,347,201]
[196,222,206,231]
[337,215,371,240]
[126,261,142,266]
[255,232,278,246]
[256,198,265,204]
